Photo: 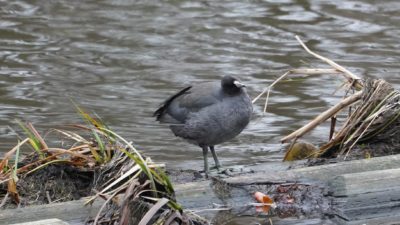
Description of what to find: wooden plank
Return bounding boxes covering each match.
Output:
[174,180,223,209]
[0,198,105,225]
[329,168,400,196]
[1,155,400,224]
[272,218,336,225]
[329,168,400,222]
[289,154,400,181]
[175,156,400,224]
[347,214,400,225]
[10,218,69,225]
[226,154,400,185]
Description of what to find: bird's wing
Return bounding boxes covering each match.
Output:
[178,83,221,110]
[154,83,221,123]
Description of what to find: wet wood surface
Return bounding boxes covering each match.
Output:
[3,154,400,225]
[0,198,105,225]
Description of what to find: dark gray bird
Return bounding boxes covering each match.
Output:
[153,76,253,174]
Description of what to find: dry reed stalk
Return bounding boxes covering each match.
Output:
[281,91,362,143]
[254,36,363,143]
[0,138,29,171]
[279,36,364,142]
[252,69,342,104]
[27,122,48,150]
[295,36,363,89]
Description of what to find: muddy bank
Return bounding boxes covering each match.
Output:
[18,164,93,207]
[0,154,94,209]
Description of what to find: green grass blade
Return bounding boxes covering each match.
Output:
[89,146,103,163]
[72,100,103,129]
[156,168,174,194]
[15,120,44,159]
[93,112,116,144]
[12,140,21,181]
[92,129,106,159]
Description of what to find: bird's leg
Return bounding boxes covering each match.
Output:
[201,146,209,176]
[210,146,221,170]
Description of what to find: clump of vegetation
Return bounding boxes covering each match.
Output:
[0,105,206,225]
[254,36,400,161]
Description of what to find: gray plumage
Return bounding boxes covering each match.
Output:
[154,75,253,174]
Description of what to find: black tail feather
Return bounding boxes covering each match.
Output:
[153,86,192,121]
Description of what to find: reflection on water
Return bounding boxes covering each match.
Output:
[1,0,400,172]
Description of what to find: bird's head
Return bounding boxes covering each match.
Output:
[221,75,246,94]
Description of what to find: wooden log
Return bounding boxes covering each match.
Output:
[226,154,400,185]
[1,154,400,224]
[328,168,400,222]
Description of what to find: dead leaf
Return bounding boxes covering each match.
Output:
[7,178,20,204]
[254,191,275,213]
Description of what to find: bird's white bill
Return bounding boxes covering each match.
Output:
[233,80,246,87]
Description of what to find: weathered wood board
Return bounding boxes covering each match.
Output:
[3,154,400,225]
[328,168,400,225]
[10,218,69,225]
[0,198,105,225]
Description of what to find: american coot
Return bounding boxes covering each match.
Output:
[154,75,253,174]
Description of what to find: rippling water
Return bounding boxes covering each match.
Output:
[1,0,400,172]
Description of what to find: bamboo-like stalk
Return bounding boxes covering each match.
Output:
[277,36,365,143]
[281,91,362,143]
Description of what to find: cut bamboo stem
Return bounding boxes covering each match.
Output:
[281,91,362,143]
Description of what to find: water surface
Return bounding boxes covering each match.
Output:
[1,0,399,172]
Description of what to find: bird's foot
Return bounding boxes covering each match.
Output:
[197,168,209,178]
[219,166,254,177]
[209,165,222,171]
[199,169,220,179]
